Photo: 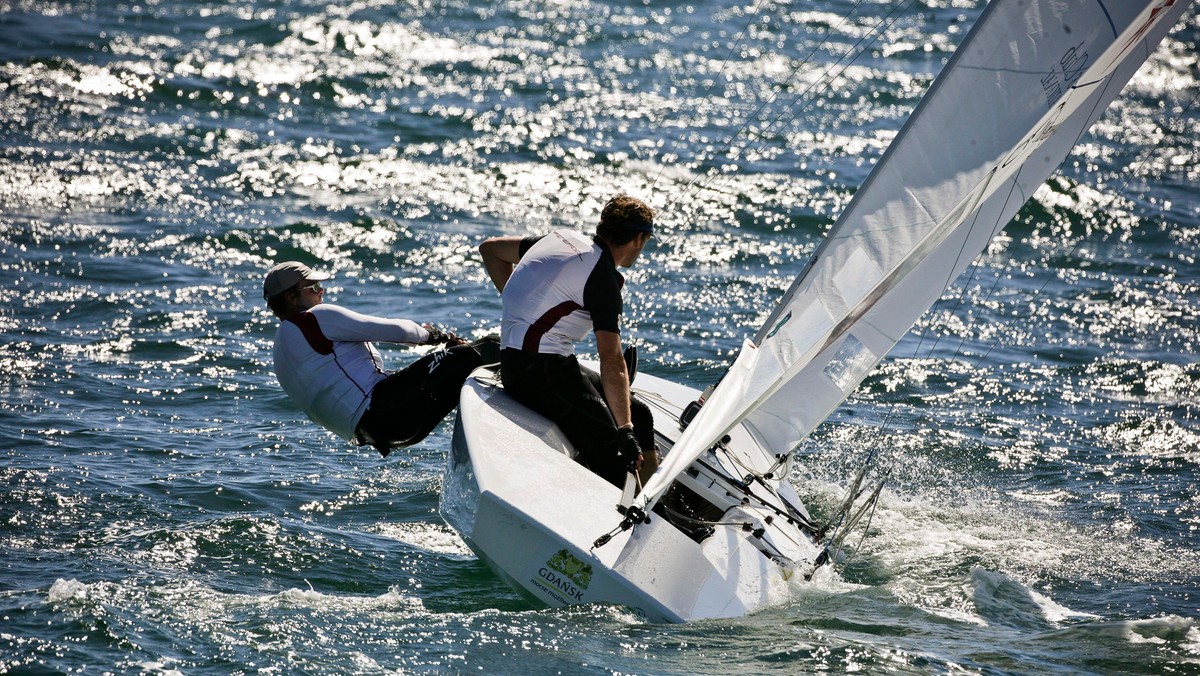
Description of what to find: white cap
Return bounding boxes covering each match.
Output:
[263,261,331,300]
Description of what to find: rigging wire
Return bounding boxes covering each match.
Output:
[661,0,921,219]
[652,0,931,566]
[613,0,930,551]
[640,0,928,556]
[913,56,1131,366]
[913,3,1199,372]
[627,0,1194,570]
[860,43,1149,417]
[648,0,771,192]
[629,0,933,567]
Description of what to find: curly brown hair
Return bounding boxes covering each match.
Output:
[596,194,654,245]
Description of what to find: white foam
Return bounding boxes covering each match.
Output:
[267,585,424,614]
[47,578,94,604]
[372,522,473,558]
[133,661,185,676]
[1049,615,1200,651]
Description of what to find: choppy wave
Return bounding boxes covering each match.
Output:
[2,0,1198,672]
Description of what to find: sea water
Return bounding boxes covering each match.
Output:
[1,0,1198,673]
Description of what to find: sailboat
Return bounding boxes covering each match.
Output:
[440,0,1193,622]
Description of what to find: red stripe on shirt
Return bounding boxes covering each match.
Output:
[523,301,584,352]
[288,312,334,355]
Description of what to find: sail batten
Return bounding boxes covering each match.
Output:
[638,0,1192,510]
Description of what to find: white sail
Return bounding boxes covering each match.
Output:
[640,0,1192,508]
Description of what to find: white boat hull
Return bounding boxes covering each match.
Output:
[440,366,822,622]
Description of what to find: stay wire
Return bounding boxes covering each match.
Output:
[947,13,1200,370]
[676,0,921,210]
[834,70,1112,550]
[751,0,957,563]
[818,10,1190,565]
[649,0,770,192]
[660,0,909,218]
[839,469,890,568]
[857,34,1159,445]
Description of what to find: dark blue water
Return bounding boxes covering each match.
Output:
[2,1,1198,672]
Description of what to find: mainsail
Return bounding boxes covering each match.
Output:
[639,0,1192,509]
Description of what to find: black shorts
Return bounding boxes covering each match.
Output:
[356,337,501,456]
[499,348,654,488]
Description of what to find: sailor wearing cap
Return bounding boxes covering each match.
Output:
[263,261,499,455]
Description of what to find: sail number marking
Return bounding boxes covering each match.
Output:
[1041,42,1090,108]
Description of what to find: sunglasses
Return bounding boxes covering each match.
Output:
[300,281,324,293]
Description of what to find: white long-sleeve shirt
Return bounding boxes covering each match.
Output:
[272,304,429,441]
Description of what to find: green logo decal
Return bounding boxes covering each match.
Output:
[546,549,592,590]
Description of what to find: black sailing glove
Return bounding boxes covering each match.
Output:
[424,325,463,346]
[615,427,642,472]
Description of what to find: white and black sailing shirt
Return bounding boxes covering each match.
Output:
[500,229,624,356]
[272,304,429,442]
